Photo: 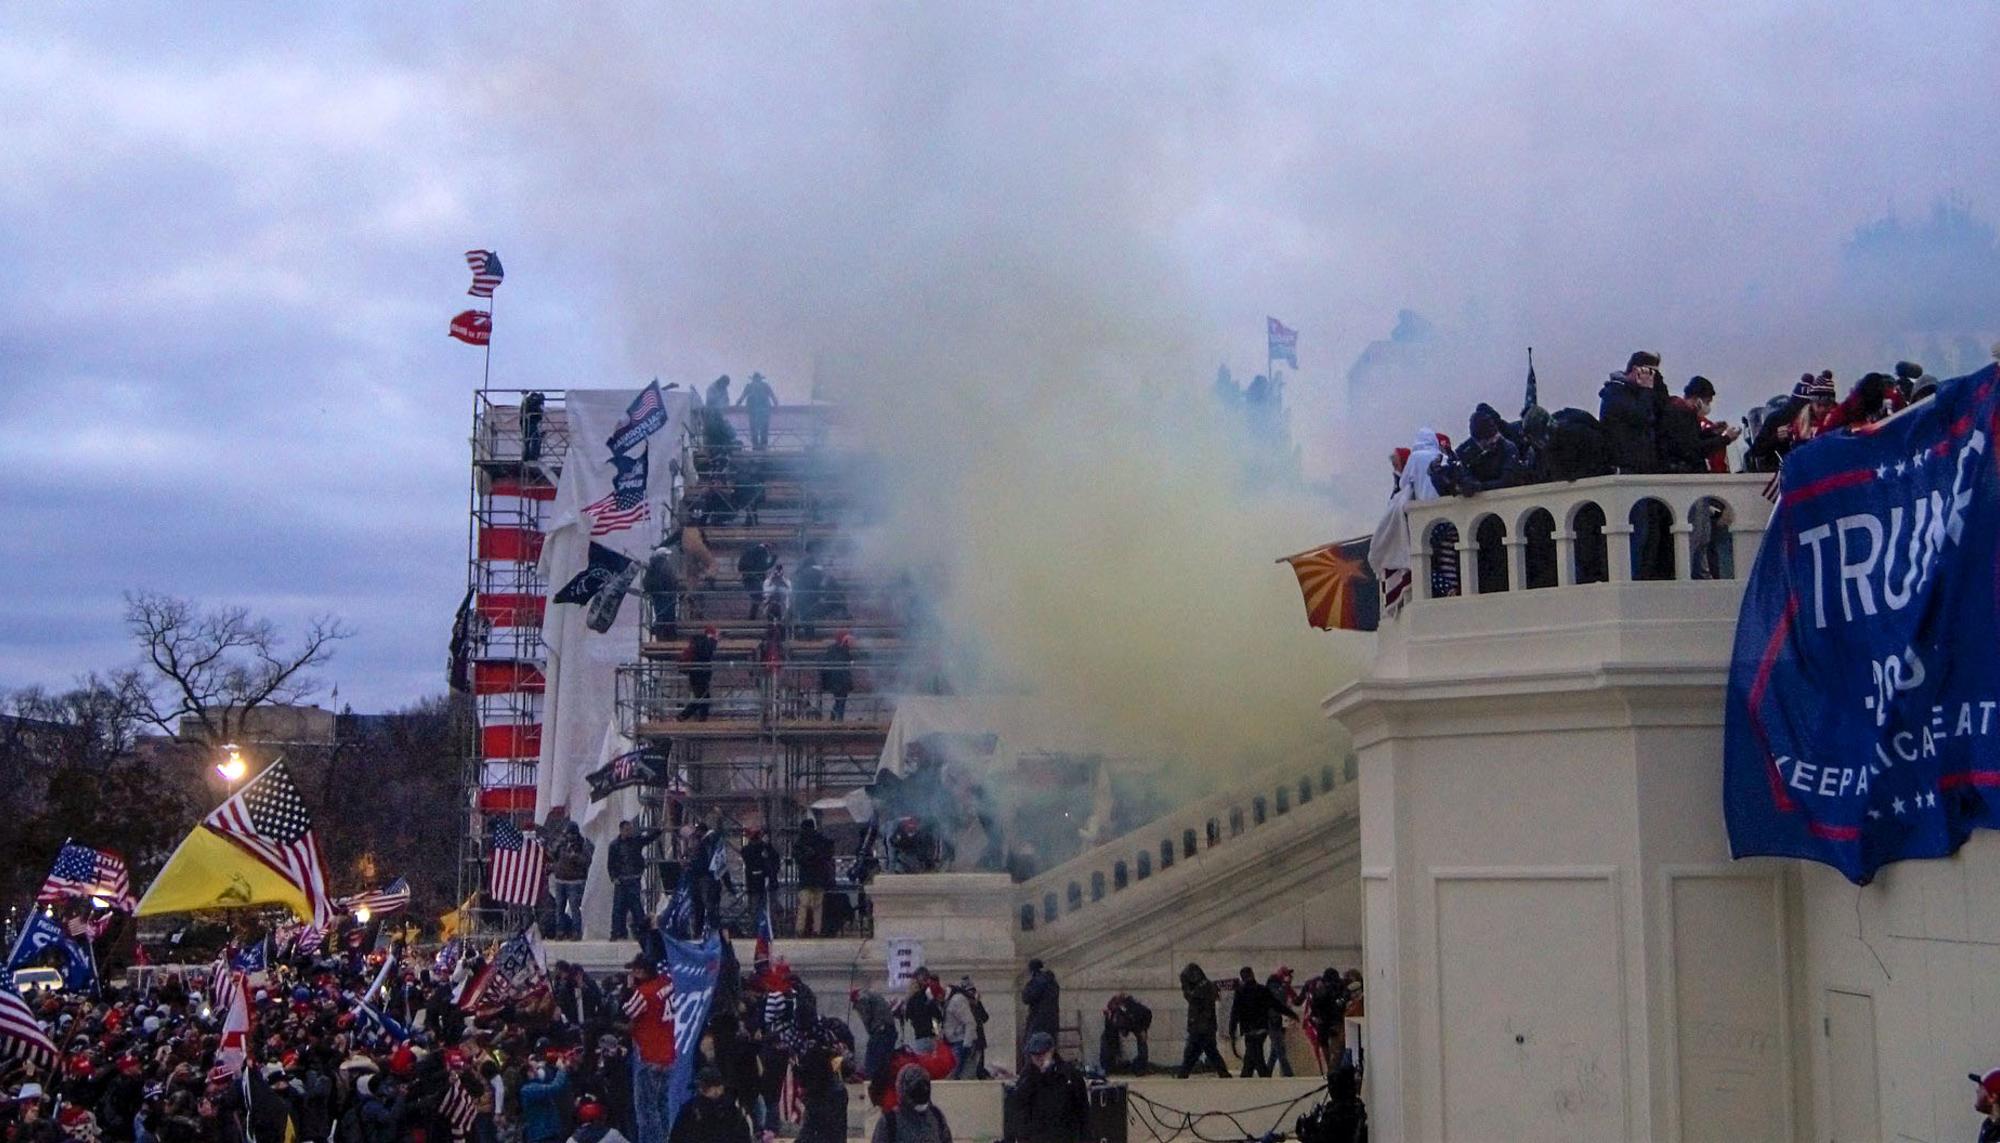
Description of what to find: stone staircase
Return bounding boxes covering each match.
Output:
[1013,756,1364,1067]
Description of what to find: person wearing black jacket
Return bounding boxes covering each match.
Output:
[1019,960,1061,1068]
[738,544,775,620]
[1598,351,1669,474]
[820,633,857,722]
[1009,1032,1088,1143]
[793,818,837,937]
[670,1069,753,1143]
[608,820,664,940]
[1229,966,1278,1077]
[1262,970,1302,1078]
[643,543,681,643]
[678,629,719,722]
[1178,963,1228,1079]
[554,961,607,1031]
[740,828,779,926]
[1452,403,1527,493]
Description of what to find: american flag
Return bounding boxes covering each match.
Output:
[778,1059,805,1124]
[202,761,334,927]
[64,912,112,941]
[442,1074,481,1137]
[209,955,241,1015]
[465,249,504,297]
[0,968,57,1072]
[37,843,135,911]
[294,924,327,956]
[1428,522,1462,598]
[208,970,249,1083]
[337,877,412,918]
[586,487,650,537]
[487,819,547,907]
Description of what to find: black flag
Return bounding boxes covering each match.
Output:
[1522,347,1539,416]
[586,746,670,802]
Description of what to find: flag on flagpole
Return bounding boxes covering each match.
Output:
[209,970,250,1083]
[465,250,505,297]
[753,894,775,967]
[201,760,334,926]
[486,819,546,906]
[1279,538,1381,632]
[136,824,315,921]
[0,968,57,1072]
[37,843,136,911]
[1267,317,1299,369]
[450,310,493,346]
[1523,347,1539,415]
[337,878,412,918]
[7,913,66,972]
[778,1060,805,1124]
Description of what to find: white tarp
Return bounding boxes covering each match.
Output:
[535,385,691,935]
[873,695,1117,777]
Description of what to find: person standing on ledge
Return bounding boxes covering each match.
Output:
[1019,959,1061,1069]
[735,372,778,451]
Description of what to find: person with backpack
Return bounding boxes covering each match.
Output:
[943,977,985,1080]
[1229,965,1279,1077]
[869,1067,951,1143]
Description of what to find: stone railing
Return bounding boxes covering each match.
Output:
[1403,472,1775,597]
[1014,756,1354,932]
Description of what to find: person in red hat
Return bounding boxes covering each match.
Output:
[1971,1068,2000,1142]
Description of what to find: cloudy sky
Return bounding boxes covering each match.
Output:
[4,4,1997,714]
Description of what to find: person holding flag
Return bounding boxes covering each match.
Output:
[622,954,677,1143]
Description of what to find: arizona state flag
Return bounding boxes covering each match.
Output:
[135,827,314,921]
[1280,538,1380,632]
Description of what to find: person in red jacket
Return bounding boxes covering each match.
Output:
[624,956,677,1143]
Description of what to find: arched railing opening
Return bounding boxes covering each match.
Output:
[1630,497,1676,580]
[1473,514,1509,593]
[1136,851,1152,880]
[1090,871,1106,901]
[1689,496,1736,580]
[1428,520,1462,597]
[1571,502,1609,584]
[1521,507,1558,589]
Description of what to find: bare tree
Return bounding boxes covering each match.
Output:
[123,590,354,744]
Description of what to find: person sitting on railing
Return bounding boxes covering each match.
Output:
[738,543,775,619]
[1598,350,1669,474]
[677,627,719,722]
[1449,403,1528,495]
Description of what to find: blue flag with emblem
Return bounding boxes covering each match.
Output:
[655,930,722,1134]
[6,913,65,972]
[232,937,269,975]
[1726,364,2000,884]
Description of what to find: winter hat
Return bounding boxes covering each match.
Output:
[1791,373,1817,399]
[577,1100,606,1123]
[1024,1031,1054,1056]
[897,1064,932,1109]
[1808,374,1837,400]
[1895,361,1925,381]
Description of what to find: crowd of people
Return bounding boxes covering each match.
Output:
[1397,352,1952,499]
[0,931,1366,1143]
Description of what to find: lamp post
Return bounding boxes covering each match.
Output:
[216,743,247,793]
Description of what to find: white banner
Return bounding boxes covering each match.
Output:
[886,937,926,990]
[536,386,692,936]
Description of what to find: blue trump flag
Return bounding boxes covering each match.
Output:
[7,913,65,971]
[647,930,722,1134]
[1726,363,2000,884]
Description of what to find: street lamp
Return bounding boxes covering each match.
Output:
[216,744,247,788]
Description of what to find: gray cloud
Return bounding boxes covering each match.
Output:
[3,4,1997,720]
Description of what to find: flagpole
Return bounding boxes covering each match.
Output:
[482,287,495,391]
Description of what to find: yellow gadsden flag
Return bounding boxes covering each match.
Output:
[135,826,313,921]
